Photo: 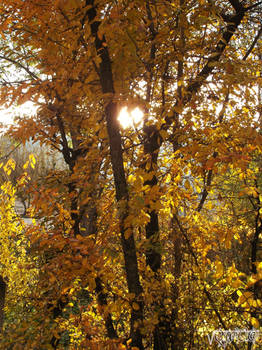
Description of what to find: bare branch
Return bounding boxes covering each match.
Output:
[197,167,213,212]
[55,114,73,168]
[246,1,262,11]
[0,142,21,161]
[0,55,39,80]
[227,0,244,12]
[184,10,244,105]
[173,214,239,350]
[242,25,262,60]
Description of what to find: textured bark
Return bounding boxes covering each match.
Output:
[0,276,6,332]
[248,210,262,350]
[95,277,118,339]
[143,125,161,273]
[86,1,144,348]
[49,121,118,347]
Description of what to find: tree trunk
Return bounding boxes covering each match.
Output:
[0,276,6,332]
[86,2,144,348]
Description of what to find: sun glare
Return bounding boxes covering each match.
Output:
[0,101,36,127]
[118,106,144,129]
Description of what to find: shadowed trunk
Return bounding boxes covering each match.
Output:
[86,2,144,347]
[0,276,6,332]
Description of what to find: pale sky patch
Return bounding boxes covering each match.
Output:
[0,101,36,127]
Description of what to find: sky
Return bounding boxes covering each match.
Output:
[0,106,15,126]
[0,101,36,127]
[0,103,143,129]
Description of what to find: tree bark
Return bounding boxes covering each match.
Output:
[0,276,6,332]
[86,2,144,348]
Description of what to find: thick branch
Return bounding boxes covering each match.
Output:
[95,277,118,339]
[56,114,73,168]
[183,10,245,106]
[227,0,244,12]
[243,25,262,61]
[0,276,6,332]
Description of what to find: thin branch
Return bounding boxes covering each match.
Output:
[145,0,157,102]
[0,55,39,80]
[196,17,260,210]
[197,88,229,211]
[184,11,244,104]
[197,167,213,212]
[242,25,262,60]
[0,142,21,161]
[246,1,262,11]
[165,4,246,128]
[173,214,240,350]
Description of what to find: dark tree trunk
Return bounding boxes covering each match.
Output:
[86,2,144,348]
[0,276,6,332]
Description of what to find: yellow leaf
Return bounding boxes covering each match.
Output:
[3,158,16,175]
[118,345,126,350]
[231,279,242,288]
[251,317,259,328]
[214,261,223,279]
[132,302,140,311]
[165,173,171,183]
[184,179,191,191]
[29,154,36,169]
[238,291,253,305]
[23,161,29,169]
[173,105,183,114]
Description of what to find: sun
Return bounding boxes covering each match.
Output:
[118,106,144,129]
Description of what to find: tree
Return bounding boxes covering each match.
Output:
[0,175,38,348]
[0,136,64,216]
[0,0,261,349]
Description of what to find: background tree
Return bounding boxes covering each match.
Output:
[0,136,64,216]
